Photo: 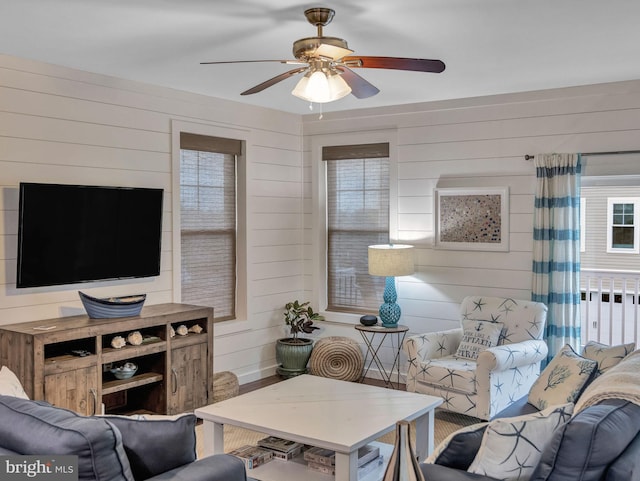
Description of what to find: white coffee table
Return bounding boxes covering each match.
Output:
[195,374,442,481]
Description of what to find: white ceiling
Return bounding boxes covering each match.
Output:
[2,0,640,115]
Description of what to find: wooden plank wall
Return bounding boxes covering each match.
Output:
[0,54,304,383]
[302,80,640,376]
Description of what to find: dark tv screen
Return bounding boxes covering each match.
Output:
[17,183,163,289]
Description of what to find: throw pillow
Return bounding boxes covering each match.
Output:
[426,421,489,470]
[530,399,640,481]
[468,403,574,481]
[101,413,197,480]
[0,366,29,399]
[455,320,504,360]
[0,395,134,481]
[581,340,635,375]
[528,344,598,410]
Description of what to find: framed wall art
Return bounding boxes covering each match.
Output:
[434,187,509,251]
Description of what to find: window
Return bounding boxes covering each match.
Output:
[324,143,390,313]
[607,197,640,253]
[179,133,241,321]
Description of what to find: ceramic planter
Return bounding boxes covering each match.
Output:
[275,338,314,378]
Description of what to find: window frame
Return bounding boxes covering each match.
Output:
[311,130,398,324]
[171,120,248,333]
[606,197,640,254]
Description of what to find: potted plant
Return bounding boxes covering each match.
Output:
[276,301,324,378]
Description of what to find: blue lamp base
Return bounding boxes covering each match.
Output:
[379,276,401,328]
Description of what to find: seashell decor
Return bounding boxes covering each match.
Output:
[170,326,175,338]
[127,331,143,346]
[176,325,188,336]
[111,336,126,349]
[188,324,203,334]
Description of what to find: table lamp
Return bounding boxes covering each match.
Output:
[368,244,415,328]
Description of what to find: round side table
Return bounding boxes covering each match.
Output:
[355,324,409,389]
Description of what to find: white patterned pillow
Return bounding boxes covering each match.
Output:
[468,403,574,481]
[528,344,597,410]
[0,366,29,399]
[455,320,504,360]
[582,341,635,375]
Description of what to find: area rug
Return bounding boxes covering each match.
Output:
[195,409,480,458]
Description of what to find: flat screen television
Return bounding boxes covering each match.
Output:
[16,182,164,289]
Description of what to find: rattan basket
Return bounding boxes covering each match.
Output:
[212,371,239,402]
[309,336,364,382]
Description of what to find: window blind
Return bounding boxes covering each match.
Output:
[324,143,390,313]
[180,141,237,321]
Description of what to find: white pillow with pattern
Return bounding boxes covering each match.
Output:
[468,403,573,481]
[455,320,504,360]
[528,344,597,410]
[0,366,29,399]
[582,341,635,375]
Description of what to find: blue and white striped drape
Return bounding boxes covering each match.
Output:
[532,153,582,362]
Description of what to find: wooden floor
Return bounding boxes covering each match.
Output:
[239,374,405,395]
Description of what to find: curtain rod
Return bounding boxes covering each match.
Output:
[524,150,640,161]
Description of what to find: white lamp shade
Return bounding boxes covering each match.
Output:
[368,244,415,277]
[292,70,351,103]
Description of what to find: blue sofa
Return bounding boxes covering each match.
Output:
[0,395,249,481]
[420,349,640,481]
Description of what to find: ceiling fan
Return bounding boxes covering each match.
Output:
[201,7,445,103]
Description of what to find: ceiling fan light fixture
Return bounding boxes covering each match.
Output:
[292,69,351,103]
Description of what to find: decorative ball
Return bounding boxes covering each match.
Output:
[360,315,378,326]
[111,336,126,349]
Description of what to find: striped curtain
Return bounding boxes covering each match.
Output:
[532,153,582,362]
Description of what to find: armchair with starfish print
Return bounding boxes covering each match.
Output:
[404,296,548,420]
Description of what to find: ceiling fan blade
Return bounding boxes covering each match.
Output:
[315,43,354,61]
[342,56,445,73]
[241,67,308,95]
[336,67,380,99]
[201,59,304,65]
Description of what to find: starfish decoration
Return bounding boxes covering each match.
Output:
[493,380,504,395]
[406,355,418,369]
[473,298,486,311]
[500,303,514,316]
[528,317,541,331]
[419,334,432,343]
[510,365,523,382]
[505,452,536,480]
[499,328,514,344]
[495,421,542,465]
[500,346,518,365]
[463,395,477,414]
[469,373,478,391]
[419,364,433,377]
[439,369,466,387]
[441,392,456,409]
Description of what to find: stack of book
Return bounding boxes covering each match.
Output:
[257,435,304,461]
[303,444,382,475]
[227,445,273,470]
